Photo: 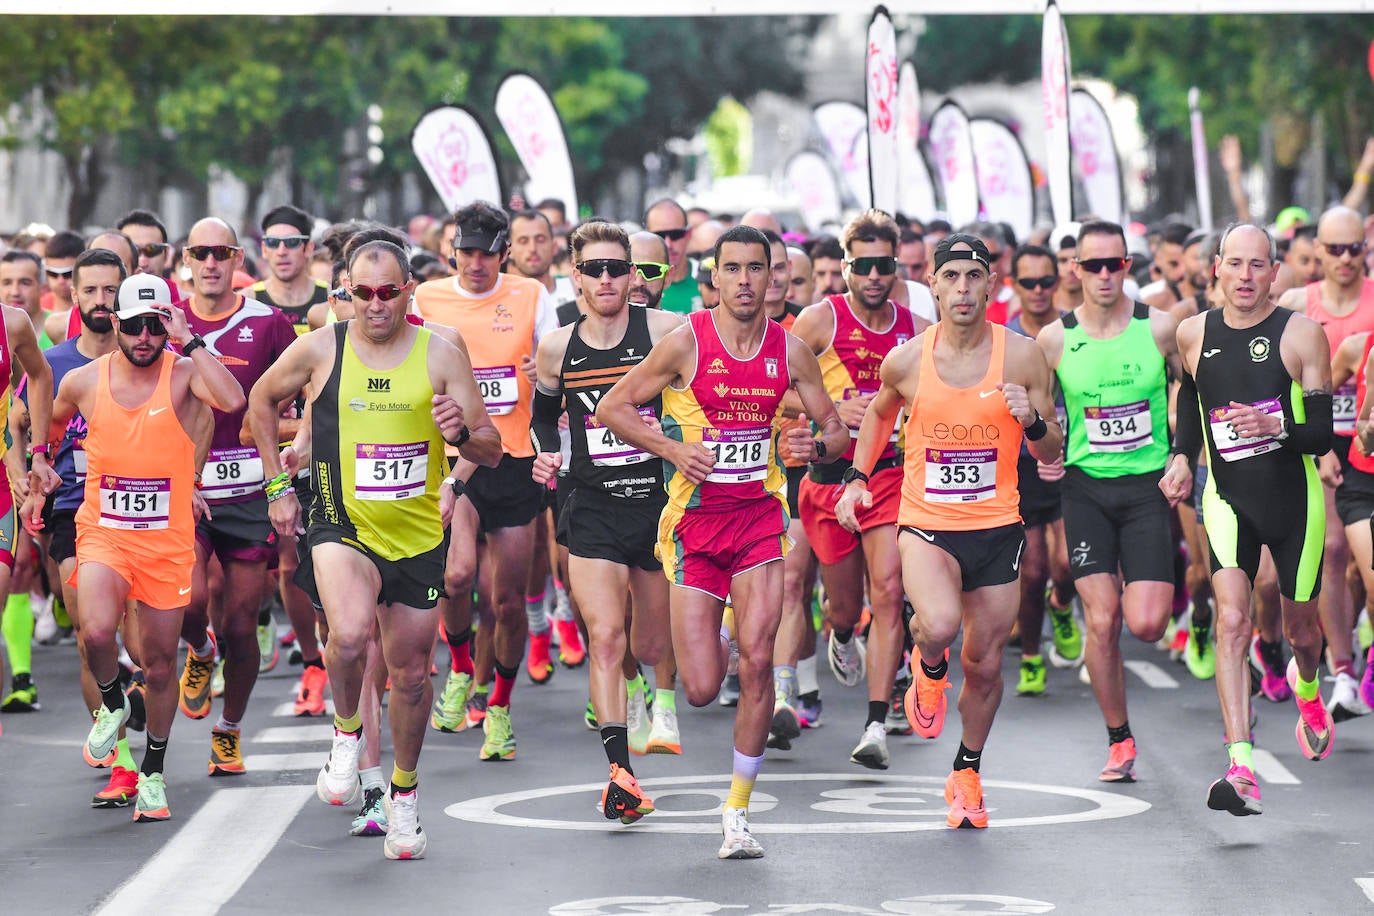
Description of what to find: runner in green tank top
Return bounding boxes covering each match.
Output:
[1036,220,1183,786]
[247,239,501,861]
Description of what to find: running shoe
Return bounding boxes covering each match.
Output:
[797,692,823,728]
[1,673,39,712]
[125,682,146,732]
[85,695,130,767]
[1099,738,1137,783]
[904,653,950,739]
[178,636,216,720]
[718,673,741,708]
[1287,659,1334,760]
[208,727,246,776]
[1046,600,1083,668]
[886,676,913,735]
[92,765,139,808]
[601,763,655,824]
[646,706,682,755]
[383,789,426,860]
[33,596,58,645]
[257,618,279,673]
[430,670,472,732]
[526,630,554,684]
[463,689,489,730]
[1206,763,1262,816]
[944,769,988,829]
[1327,670,1371,723]
[555,618,586,668]
[350,786,389,837]
[771,698,802,744]
[133,772,170,822]
[293,665,329,717]
[827,632,866,687]
[211,659,225,698]
[1016,655,1047,696]
[717,806,764,859]
[1185,620,1217,681]
[480,704,516,761]
[1168,625,1190,663]
[584,699,598,730]
[850,721,890,770]
[1361,646,1374,710]
[1156,614,1181,652]
[628,687,652,755]
[1250,635,1291,702]
[317,728,364,806]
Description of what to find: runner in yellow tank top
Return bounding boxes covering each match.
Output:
[249,239,500,860]
[836,235,1061,831]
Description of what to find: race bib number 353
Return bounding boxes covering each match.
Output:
[925,448,997,503]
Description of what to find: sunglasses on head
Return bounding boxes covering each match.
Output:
[137,243,169,258]
[44,265,73,278]
[1076,256,1129,274]
[349,284,406,302]
[185,245,242,262]
[118,314,167,336]
[578,259,634,279]
[1322,241,1367,259]
[263,235,309,251]
[845,256,898,276]
[653,228,689,242]
[1016,276,1058,291]
[634,261,670,282]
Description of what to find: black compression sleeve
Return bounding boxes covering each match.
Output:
[1283,392,1334,455]
[1172,370,1202,473]
[530,382,562,455]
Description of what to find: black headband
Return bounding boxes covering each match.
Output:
[933,246,991,271]
[454,229,508,253]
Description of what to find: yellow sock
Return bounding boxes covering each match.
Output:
[334,711,362,734]
[391,766,418,790]
[725,748,762,809]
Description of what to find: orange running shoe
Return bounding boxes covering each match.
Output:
[556,618,586,668]
[904,650,950,739]
[601,763,655,824]
[944,769,988,829]
[92,765,139,808]
[208,727,246,776]
[526,630,554,684]
[178,634,217,720]
[293,664,329,717]
[1099,738,1137,783]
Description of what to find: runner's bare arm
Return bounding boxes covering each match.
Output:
[834,342,917,531]
[529,326,571,483]
[161,305,245,414]
[1008,334,1063,465]
[6,396,29,502]
[8,307,55,482]
[1150,306,1184,382]
[247,332,328,479]
[645,308,687,344]
[1277,287,1306,314]
[1358,346,1374,456]
[780,302,837,419]
[1034,317,1066,372]
[1331,332,1367,392]
[783,332,848,464]
[425,321,471,360]
[430,333,501,468]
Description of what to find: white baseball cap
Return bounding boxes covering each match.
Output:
[116,274,175,319]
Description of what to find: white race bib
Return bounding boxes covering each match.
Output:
[1333,381,1358,436]
[1209,399,1283,462]
[99,476,170,530]
[704,427,771,483]
[474,365,518,416]
[202,446,265,501]
[72,445,87,477]
[1083,400,1153,453]
[585,408,654,467]
[924,447,997,503]
[354,441,429,500]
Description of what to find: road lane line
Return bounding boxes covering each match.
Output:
[1355,878,1374,903]
[1250,749,1300,785]
[94,786,312,916]
[244,752,323,772]
[271,700,334,717]
[1123,660,1178,688]
[255,724,333,743]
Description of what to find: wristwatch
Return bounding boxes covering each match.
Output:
[1274,416,1290,441]
[448,425,471,448]
[183,334,208,356]
[842,467,869,486]
[813,438,827,461]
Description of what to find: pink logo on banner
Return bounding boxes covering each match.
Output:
[412,106,501,212]
[868,41,897,134]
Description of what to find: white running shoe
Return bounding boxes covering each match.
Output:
[384,789,426,860]
[1327,670,1372,723]
[849,720,890,770]
[627,688,653,755]
[827,633,866,687]
[717,806,764,859]
[316,729,363,806]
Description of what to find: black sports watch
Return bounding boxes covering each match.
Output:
[447,424,471,448]
[813,438,827,461]
[182,334,207,356]
[842,467,869,486]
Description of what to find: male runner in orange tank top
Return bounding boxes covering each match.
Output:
[836,234,1062,830]
[26,274,243,821]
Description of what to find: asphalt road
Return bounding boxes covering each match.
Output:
[3,619,1373,916]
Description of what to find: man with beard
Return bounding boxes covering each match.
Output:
[645,199,698,315]
[808,236,847,299]
[790,210,927,769]
[34,273,242,821]
[509,209,576,309]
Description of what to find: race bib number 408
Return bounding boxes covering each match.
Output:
[585,408,655,467]
[474,366,518,416]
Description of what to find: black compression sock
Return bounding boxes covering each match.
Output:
[953,742,981,772]
[833,627,854,644]
[600,724,632,772]
[867,700,888,726]
[1258,638,1283,671]
[97,676,125,713]
[920,657,948,681]
[142,735,168,776]
[1107,722,1133,745]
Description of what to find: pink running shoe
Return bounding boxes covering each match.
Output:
[1207,763,1262,816]
[1249,635,1291,703]
[1360,646,1374,711]
[1286,659,1334,761]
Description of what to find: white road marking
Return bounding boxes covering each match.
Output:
[94,786,312,916]
[1250,748,1300,785]
[1355,877,1374,903]
[271,700,334,718]
[244,752,323,772]
[254,724,333,744]
[1123,660,1178,688]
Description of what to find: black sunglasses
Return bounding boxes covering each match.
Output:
[653,228,689,242]
[263,235,309,251]
[1016,276,1058,291]
[1076,256,1129,274]
[137,243,169,258]
[1322,241,1366,259]
[634,262,670,281]
[185,245,242,262]
[846,256,898,276]
[578,259,634,279]
[118,314,168,336]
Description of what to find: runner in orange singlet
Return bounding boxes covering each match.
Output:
[836,234,1061,830]
[25,274,243,822]
[598,225,848,859]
